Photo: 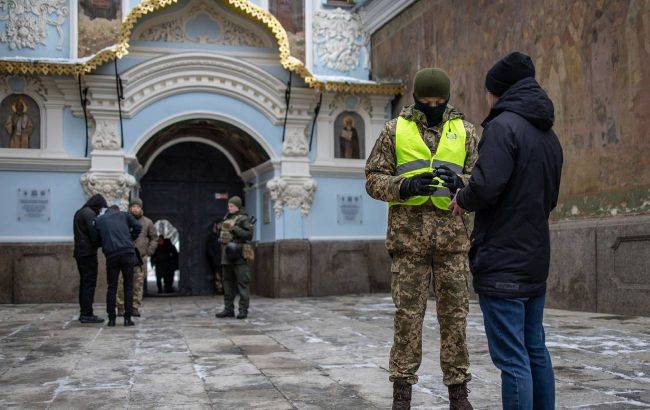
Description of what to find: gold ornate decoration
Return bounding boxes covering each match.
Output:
[0,0,403,95]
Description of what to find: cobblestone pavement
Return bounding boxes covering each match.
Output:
[1,295,649,409]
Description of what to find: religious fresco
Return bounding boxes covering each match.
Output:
[78,0,122,57]
[0,94,40,149]
[334,111,364,159]
[269,0,304,61]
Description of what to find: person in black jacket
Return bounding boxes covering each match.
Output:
[94,205,142,327]
[73,194,107,324]
[443,52,563,409]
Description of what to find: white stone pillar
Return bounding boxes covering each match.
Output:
[80,117,134,210]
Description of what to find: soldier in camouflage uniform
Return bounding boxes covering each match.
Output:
[365,68,479,410]
[215,196,254,320]
[117,198,158,317]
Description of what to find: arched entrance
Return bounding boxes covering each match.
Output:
[137,118,270,295]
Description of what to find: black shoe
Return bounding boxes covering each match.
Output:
[449,382,473,410]
[79,315,104,324]
[107,318,116,327]
[215,310,235,318]
[236,311,248,319]
[124,318,135,327]
[392,379,412,410]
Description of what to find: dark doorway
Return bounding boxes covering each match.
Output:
[141,141,243,295]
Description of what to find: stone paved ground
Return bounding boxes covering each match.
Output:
[1,295,649,409]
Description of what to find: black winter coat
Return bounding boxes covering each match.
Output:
[73,206,100,257]
[457,77,563,298]
[94,208,142,260]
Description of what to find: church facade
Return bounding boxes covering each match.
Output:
[0,0,404,301]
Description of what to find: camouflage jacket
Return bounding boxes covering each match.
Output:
[219,211,253,265]
[365,104,480,257]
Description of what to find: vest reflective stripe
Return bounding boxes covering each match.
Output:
[390,116,467,210]
[397,159,430,174]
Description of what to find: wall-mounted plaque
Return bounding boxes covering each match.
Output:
[17,188,50,222]
[337,194,362,225]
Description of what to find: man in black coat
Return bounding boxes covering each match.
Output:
[94,205,142,327]
[442,52,563,409]
[73,194,107,323]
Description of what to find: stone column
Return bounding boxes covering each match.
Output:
[80,117,135,209]
[267,124,317,220]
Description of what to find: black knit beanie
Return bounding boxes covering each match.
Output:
[413,68,450,100]
[485,52,536,96]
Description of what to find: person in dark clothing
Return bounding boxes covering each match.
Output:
[444,52,563,409]
[151,235,178,293]
[94,205,142,327]
[215,196,254,319]
[206,221,224,294]
[73,193,107,324]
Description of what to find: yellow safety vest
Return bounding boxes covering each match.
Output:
[389,116,467,210]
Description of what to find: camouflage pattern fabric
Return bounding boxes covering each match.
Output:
[117,261,146,310]
[365,103,479,386]
[222,263,251,313]
[389,252,471,386]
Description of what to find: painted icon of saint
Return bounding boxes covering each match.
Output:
[4,98,34,149]
[338,115,360,159]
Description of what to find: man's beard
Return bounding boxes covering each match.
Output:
[131,210,143,218]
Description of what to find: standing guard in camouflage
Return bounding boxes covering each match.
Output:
[365,68,479,410]
[117,198,158,317]
[215,196,254,320]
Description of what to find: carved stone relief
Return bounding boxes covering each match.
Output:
[80,171,136,210]
[0,0,69,51]
[91,119,121,151]
[267,177,317,217]
[282,127,309,157]
[312,8,368,72]
[133,0,270,48]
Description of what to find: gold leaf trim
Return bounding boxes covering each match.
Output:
[0,0,402,95]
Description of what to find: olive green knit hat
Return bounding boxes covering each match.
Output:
[413,68,451,100]
[228,196,242,209]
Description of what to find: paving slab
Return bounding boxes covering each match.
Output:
[0,295,648,409]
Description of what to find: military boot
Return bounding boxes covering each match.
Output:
[107,318,116,327]
[215,310,234,318]
[392,379,412,410]
[124,317,135,327]
[448,383,473,410]
[236,310,248,320]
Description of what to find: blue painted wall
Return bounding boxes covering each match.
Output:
[63,107,87,158]
[123,91,282,159]
[307,177,387,238]
[0,171,86,239]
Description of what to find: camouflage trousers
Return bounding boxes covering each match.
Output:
[118,264,145,310]
[389,251,471,386]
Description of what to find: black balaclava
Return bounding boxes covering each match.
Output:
[414,94,447,128]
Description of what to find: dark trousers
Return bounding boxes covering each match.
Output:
[75,255,98,317]
[106,253,135,320]
[155,267,164,293]
[164,269,174,293]
[222,263,251,313]
[155,267,174,293]
[479,294,555,410]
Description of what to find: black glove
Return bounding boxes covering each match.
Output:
[434,165,465,194]
[399,172,436,199]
